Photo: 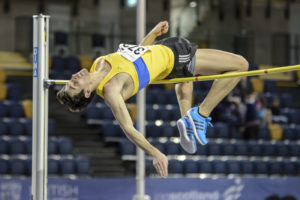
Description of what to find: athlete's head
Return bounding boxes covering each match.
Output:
[56,68,95,112]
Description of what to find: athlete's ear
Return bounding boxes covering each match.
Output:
[85,89,91,98]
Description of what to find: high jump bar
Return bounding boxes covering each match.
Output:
[46,64,300,86]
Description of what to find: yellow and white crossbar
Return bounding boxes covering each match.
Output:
[47,64,300,85]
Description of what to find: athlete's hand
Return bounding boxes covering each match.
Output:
[153,151,168,178]
[152,21,169,36]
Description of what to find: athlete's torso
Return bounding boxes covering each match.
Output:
[90,44,174,99]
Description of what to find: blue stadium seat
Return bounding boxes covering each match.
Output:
[0,102,9,117]
[146,123,161,138]
[7,101,24,117]
[6,83,21,100]
[48,119,56,136]
[51,56,65,71]
[289,145,300,157]
[9,138,26,155]
[75,156,90,175]
[254,162,268,174]
[276,144,290,157]
[57,137,73,155]
[161,125,176,138]
[223,144,235,156]
[0,120,8,135]
[241,161,254,174]
[85,105,102,119]
[213,161,227,174]
[0,138,8,154]
[227,161,241,174]
[48,158,59,175]
[24,138,32,154]
[165,142,180,155]
[295,125,300,140]
[148,90,167,104]
[0,158,9,174]
[146,107,158,121]
[248,141,262,156]
[196,145,207,156]
[206,126,216,139]
[262,144,276,157]
[199,161,213,174]
[269,161,282,175]
[264,80,276,93]
[120,139,136,155]
[158,108,170,121]
[215,123,229,139]
[169,160,183,174]
[235,142,248,156]
[184,160,199,174]
[65,56,81,73]
[280,93,294,108]
[282,162,296,175]
[259,125,270,140]
[102,123,123,138]
[25,157,32,175]
[10,158,26,175]
[282,124,296,140]
[9,120,25,136]
[207,143,222,156]
[48,139,58,155]
[164,90,178,105]
[24,119,32,136]
[60,157,75,174]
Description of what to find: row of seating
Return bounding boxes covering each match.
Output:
[0,118,56,136]
[0,136,72,155]
[100,120,300,141]
[154,159,300,175]
[0,100,31,118]
[0,155,89,175]
[120,139,300,157]
[50,56,81,79]
[0,83,21,100]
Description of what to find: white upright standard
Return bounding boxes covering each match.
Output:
[32,14,50,200]
[133,0,151,200]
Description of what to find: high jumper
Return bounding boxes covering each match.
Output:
[57,21,249,178]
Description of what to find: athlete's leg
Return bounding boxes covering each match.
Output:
[175,82,197,153]
[175,82,193,117]
[194,49,249,117]
[186,49,248,145]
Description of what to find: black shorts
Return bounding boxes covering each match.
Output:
[155,37,198,79]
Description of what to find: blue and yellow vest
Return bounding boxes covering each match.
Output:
[89,44,174,98]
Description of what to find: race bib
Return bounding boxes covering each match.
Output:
[117,43,150,62]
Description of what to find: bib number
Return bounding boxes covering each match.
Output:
[117,43,150,62]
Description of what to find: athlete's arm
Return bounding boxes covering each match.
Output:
[104,88,168,178]
[139,21,169,46]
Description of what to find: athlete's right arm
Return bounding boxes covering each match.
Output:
[103,88,168,178]
[139,21,169,46]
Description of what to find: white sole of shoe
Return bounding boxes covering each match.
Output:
[177,119,196,154]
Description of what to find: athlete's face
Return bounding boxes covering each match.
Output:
[64,68,90,97]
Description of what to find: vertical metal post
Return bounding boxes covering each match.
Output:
[32,14,50,200]
[133,0,150,200]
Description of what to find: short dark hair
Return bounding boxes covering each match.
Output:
[56,87,95,112]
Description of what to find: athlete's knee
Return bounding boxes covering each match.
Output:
[175,82,193,98]
[237,55,249,72]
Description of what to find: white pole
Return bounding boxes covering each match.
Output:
[32,14,50,200]
[133,0,150,200]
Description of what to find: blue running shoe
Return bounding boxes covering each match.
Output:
[187,107,213,145]
[177,116,197,154]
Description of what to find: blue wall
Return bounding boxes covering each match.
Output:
[0,177,299,200]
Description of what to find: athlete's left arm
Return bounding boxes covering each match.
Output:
[139,21,169,46]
